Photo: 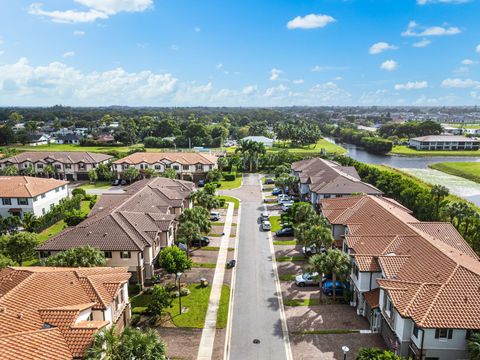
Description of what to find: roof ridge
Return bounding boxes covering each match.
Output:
[110,213,145,250]
[83,275,107,309]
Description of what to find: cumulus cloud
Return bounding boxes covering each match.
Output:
[29,0,153,24]
[287,14,335,30]
[242,85,257,95]
[311,65,348,72]
[308,82,351,104]
[380,60,397,71]
[412,38,431,47]
[401,21,461,37]
[441,78,480,88]
[63,51,75,58]
[476,44,480,53]
[461,59,477,65]
[269,68,283,81]
[394,81,428,90]
[293,79,304,84]
[264,84,288,97]
[369,42,398,55]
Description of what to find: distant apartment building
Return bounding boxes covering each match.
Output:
[291,158,382,207]
[320,195,480,360]
[0,151,113,181]
[240,135,274,147]
[408,135,479,151]
[0,266,131,360]
[0,176,68,218]
[113,152,217,181]
[37,177,195,285]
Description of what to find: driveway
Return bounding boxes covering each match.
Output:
[222,174,291,360]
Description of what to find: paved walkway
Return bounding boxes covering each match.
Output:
[197,201,235,360]
[224,174,292,360]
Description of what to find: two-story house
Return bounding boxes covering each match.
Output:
[37,177,195,285]
[0,266,131,360]
[113,152,217,181]
[0,151,113,181]
[0,176,68,218]
[291,158,382,208]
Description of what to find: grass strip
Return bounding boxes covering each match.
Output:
[201,246,234,251]
[276,255,305,262]
[273,240,298,246]
[218,195,240,209]
[429,162,480,184]
[192,262,217,268]
[284,298,320,306]
[216,285,230,329]
[279,274,297,281]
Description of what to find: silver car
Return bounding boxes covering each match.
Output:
[295,272,320,287]
[261,220,271,231]
[260,211,270,221]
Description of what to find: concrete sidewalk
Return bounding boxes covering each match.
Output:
[197,201,235,360]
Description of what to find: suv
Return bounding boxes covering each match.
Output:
[261,220,271,231]
[275,227,294,237]
[191,236,210,247]
[295,272,320,287]
[198,179,205,187]
[260,211,269,221]
[210,211,221,221]
[322,280,348,296]
[282,201,294,212]
[272,188,282,196]
[302,244,326,256]
[264,178,275,185]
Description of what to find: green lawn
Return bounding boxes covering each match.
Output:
[269,215,282,232]
[201,246,235,251]
[217,176,242,190]
[429,162,480,184]
[166,284,212,328]
[273,240,298,246]
[390,145,480,157]
[284,298,320,306]
[216,285,230,328]
[279,274,297,281]
[192,262,217,268]
[9,143,144,153]
[276,255,305,262]
[78,181,112,190]
[218,195,240,209]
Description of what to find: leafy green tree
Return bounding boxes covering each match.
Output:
[274,164,290,178]
[161,168,177,179]
[291,202,316,225]
[158,245,193,274]
[72,187,87,198]
[1,165,18,176]
[88,169,98,184]
[21,212,40,232]
[20,165,36,177]
[64,209,87,226]
[43,164,56,178]
[217,157,229,172]
[467,332,480,360]
[307,253,329,302]
[43,246,107,267]
[95,162,114,181]
[148,285,173,319]
[206,169,222,183]
[275,173,297,194]
[431,184,449,220]
[202,183,217,196]
[323,249,351,301]
[0,253,14,269]
[2,232,38,265]
[355,347,405,360]
[123,166,140,183]
[296,223,333,253]
[144,168,157,178]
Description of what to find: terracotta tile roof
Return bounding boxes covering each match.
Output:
[113,151,217,165]
[377,255,411,279]
[0,266,130,358]
[0,151,112,165]
[0,176,67,198]
[0,328,73,360]
[364,288,380,309]
[38,177,191,253]
[354,255,381,272]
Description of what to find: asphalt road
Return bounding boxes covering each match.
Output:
[225,174,289,360]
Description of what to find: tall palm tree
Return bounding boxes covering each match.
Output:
[430,184,449,220]
[43,164,56,179]
[22,212,40,232]
[85,326,120,360]
[176,220,201,257]
[179,207,212,234]
[324,249,351,301]
[308,253,329,303]
[468,332,480,360]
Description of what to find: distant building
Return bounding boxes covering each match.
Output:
[0,152,113,181]
[441,125,463,135]
[95,133,115,143]
[113,152,217,181]
[0,176,68,218]
[409,135,479,151]
[27,134,51,146]
[241,136,274,147]
[55,133,81,145]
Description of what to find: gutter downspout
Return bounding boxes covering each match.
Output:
[419,328,425,360]
[369,271,373,291]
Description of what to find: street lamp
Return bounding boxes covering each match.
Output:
[342,346,349,360]
[176,271,183,315]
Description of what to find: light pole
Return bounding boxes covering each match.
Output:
[176,271,183,315]
[342,346,349,360]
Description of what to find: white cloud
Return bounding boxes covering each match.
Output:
[29,0,153,24]
[287,14,335,30]
[242,85,257,95]
[453,66,469,73]
[311,65,348,72]
[476,44,480,53]
[380,60,397,71]
[334,76,343,81]
[401,21,461,37]
[293,79,304,84]
[73,30,85,36]
[264,84,288,97]
[308,82,351,103]
[412,38,431,47]
[63,51,75,58]
[417,0,470,4]
[369,42,398,55]
[194,27,201,32]
[269,68,283,81]
[216,63,223,69]
[394,81,428,90]
[441,78,480,88]
[461,59,477,65]
[0,57,178,105]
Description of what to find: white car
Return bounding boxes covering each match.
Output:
[277,194,291,204]
[282,201,294,212]
[210,211,221,221]
[261,220,271,231]
[260,211,270,221]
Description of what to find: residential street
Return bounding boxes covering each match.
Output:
[223,174,291,360]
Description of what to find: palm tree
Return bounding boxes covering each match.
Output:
[179,207,212,234]
[176,220,201,257]
[431,184,449,220]
[1,165,18,176]
[85,326,120,360]
[355,347,385,360]
[235,139,266,172]
[308,253,329,303]
[22,212,40,232]
[468,332,480,360]
[292,202,316,225]
[324,249,351,301]
[43,164,56,178]
[195,191,221,210]
[20,165,36,177]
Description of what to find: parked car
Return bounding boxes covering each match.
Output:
[264,178,275,185]
[120,179,127,186]
[277,194,291,204]
[272,188,282,196]
[210,211,221,221]
[261,220,271,231]
[198,179,205,187]
[322,280,348,296]
[260,211,270,221]
[295,272,320,287]
[302,244,326,256]
[282,202,294,212]
[111,179,120,186]
[275,227,294,237]
[191,236,210,247]
[177,242,188,251]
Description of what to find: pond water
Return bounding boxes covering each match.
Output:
[325,139,480,206]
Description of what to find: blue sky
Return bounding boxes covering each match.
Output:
[0,0,479,106]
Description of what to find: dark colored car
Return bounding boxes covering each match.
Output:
[111,179,120,186]
[275,227,294,237]
[191,236,210,247]
[264,178,275,185]
[120,179,127,186]
[198,179,205,187]
[272,188,282,195]
[322,280,348,296]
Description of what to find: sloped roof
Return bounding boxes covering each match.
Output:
[113,152,217,165]
[0,176,67,198]
[0,151,112,165]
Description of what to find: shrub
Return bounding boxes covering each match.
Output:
[64,209,87,226]
[223,173,236,181]
[71,188,86,198]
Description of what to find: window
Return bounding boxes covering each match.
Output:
[39,251,51,258]
[65,164,72,169]
[209,165,213,170]
[182,165,189,170]
[435,329,453,340]
[165,164,171,169]
[41,193,46,199]
[17,198,28,205]
[173,165,179,170]
[37,164,44,169]
[2,198,11,205]
[413,325,419,338]
[353,262,359,278]
[55,188,60,193]
[196,165,203,171]
[33,196,38,202]
[155,165,161,170]
[120,251,131,259]
[55,164,61,170]
[104,251,112,259]
[87,313,93,321]
[385,296,393,317]
[79,163,86,170]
